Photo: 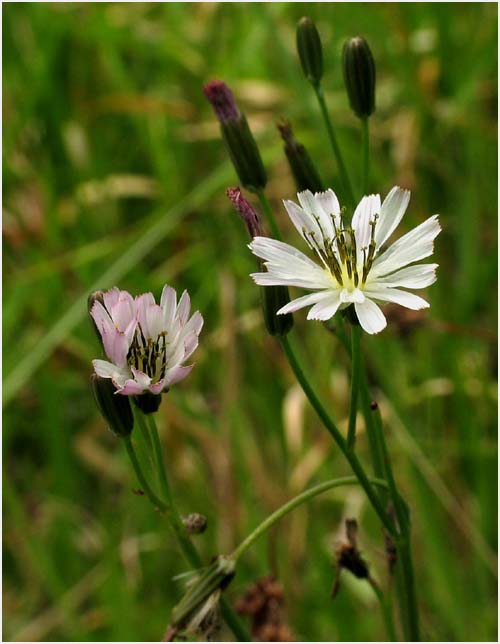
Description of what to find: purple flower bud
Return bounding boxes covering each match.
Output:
[226,186,263,238]
[203,80,240,123]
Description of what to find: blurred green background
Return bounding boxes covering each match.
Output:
[3,2,497,641]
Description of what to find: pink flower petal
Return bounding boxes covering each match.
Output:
[91,301,114,336]
[176,290,191,325]
[116,379,148,395]
[101,330,130,367]
[163,364,194,387]
[102,287,121,312]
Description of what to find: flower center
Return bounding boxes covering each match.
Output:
[304,209,379,288]
[127,326,170,383]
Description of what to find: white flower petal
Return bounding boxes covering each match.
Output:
[364,287,430,310]
[354,299,387,334]
[315,189,341,229]
[370,263,438,289]
[372,215,441,277]
[283,198,325,249]
[160,285,177,331]
[176,290,191,325]
[93,359,130,386]
[374,186,410,249]
[340,288,365,304]
[250,237,333,289]
[306,291,342,321]
[277,290,336,315]
[351,194,381,265]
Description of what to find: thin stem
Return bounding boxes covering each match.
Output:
[123,435,169,514]
[369,577,398,642]
[256,189,282,240]
[231,476,389,561]
[361,118,370,195]
[123,434,251,641]
[314,86,356,207]
[279,335,397,538]
[147,413,174,506]
[347,324,361,450]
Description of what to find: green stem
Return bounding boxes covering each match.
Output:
[347,324,361,450]
[256,189,282,240]
[147,414,174,506]
[314,86,356,207]
[123,434,251,641]
[132,405,153,455]
[372,406,419,641]
[279,335,397,538]
[231,476,389,561]
[369,577,397,642]
[361,118,370,195]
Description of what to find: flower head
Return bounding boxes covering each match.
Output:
[91,285,203,395]
[249,187,440,334]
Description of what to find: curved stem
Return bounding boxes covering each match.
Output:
[256,189,282,240]
[123,434,251,641]
[231,476,389,561]
[347,324,361,450]
[314,86,356,207]
[369,577,397,642]
[361,118,370,195]
[279,335,397,538]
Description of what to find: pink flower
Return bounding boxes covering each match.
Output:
[91,285,203,396]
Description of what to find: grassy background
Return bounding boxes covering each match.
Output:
[3,2,497,641]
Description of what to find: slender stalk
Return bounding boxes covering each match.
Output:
[314,86,356,207]
[361,118,370,194]
[279,335,397,538]
[372,405,420,641]
[369,577,397,642]
[147,414,174,506]
[347,324,361,450]
[132,405,153,454]
[231,476,389,561]
[123,434,251,641]
[256,189,282,240]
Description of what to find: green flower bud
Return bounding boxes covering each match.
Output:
[261,283,294,337]
[90,374,134,437]
[296,17,323,87]
[204,81,267,192]
[277,120,324,193]
[342,37,376,119]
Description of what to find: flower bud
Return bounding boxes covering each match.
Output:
[296,17,323,87]
[277,120,324,193]
[183,513,208,535]
[226,186,263,238]
[342,37,376,119]
[226,187,294,337]
[90,374,134,437]
[204,80,267,192]
[261,284,294,337]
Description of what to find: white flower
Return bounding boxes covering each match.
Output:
[249,187,440,334]
[91,285,203,395]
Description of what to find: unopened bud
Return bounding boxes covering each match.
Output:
[204,80,267,191]
[91,374,134,437]
[342,37,376,119]
[261,284,294,337]
[226,187,263,238]
[277,120,324,193]
[226,187,293,337]
[183,513,208,535]
[296,17,323,87]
